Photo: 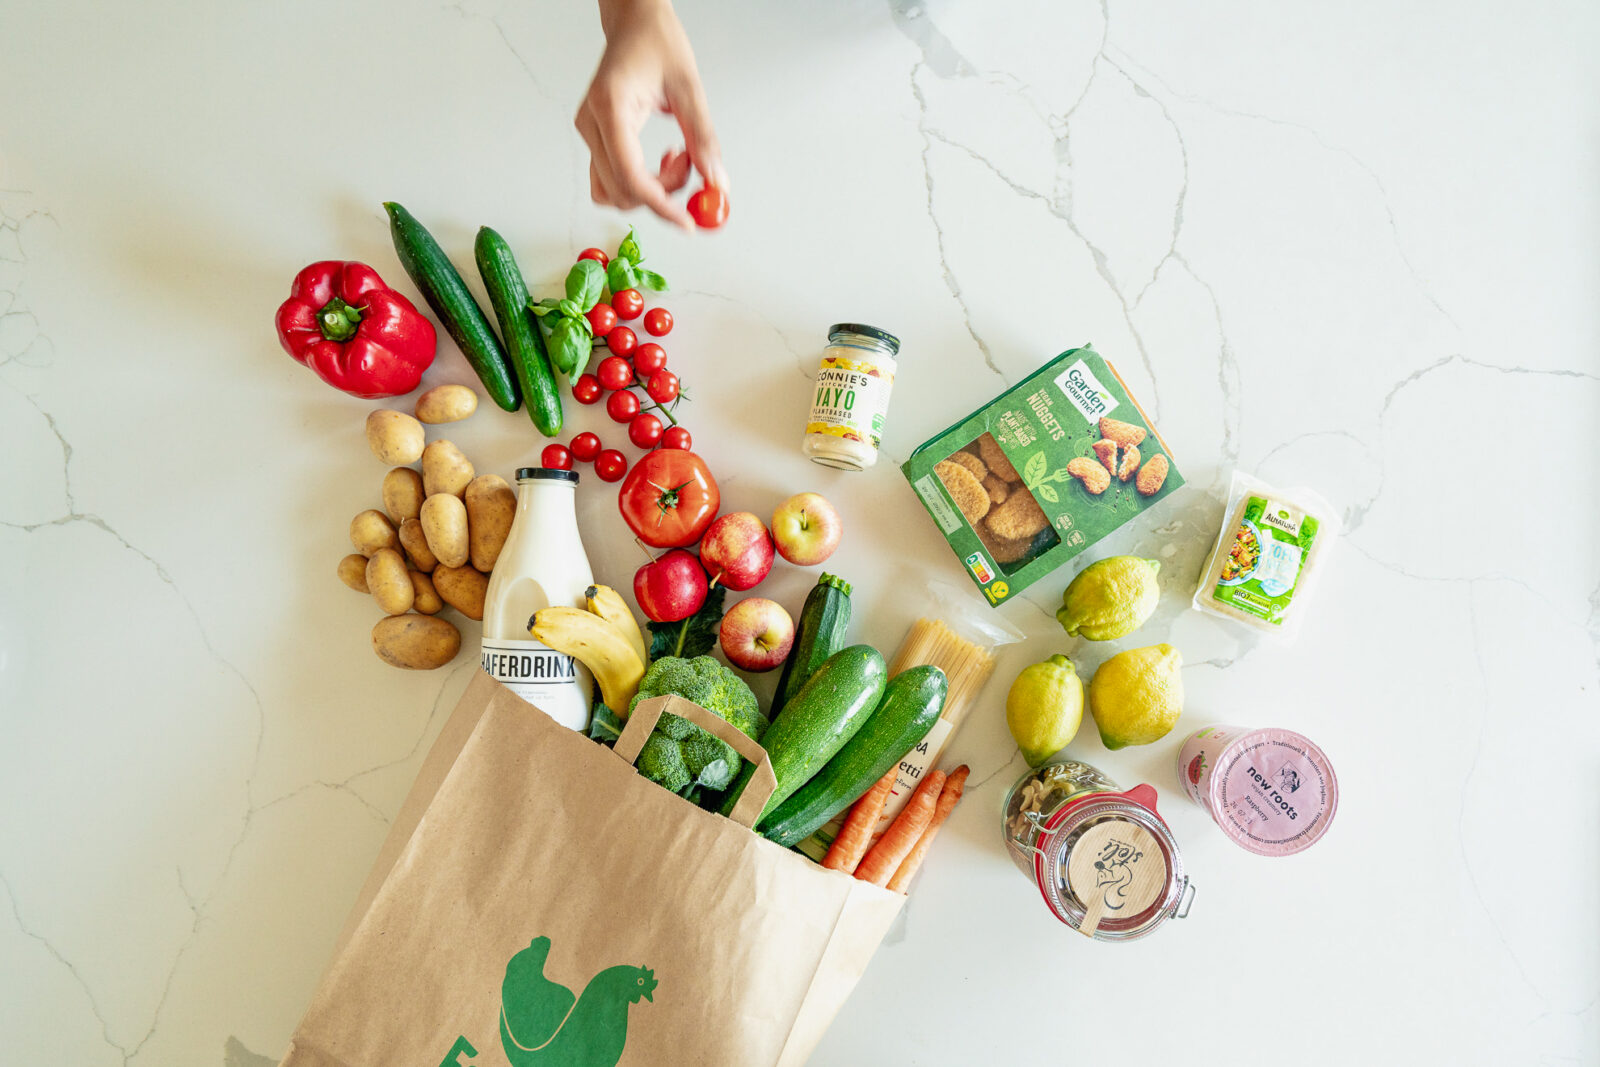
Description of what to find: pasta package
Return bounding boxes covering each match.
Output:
[1193,472,1339,641]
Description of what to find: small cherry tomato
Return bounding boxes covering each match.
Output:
[572,373,603,405]
[585,302,617,337]
[612,289,644,320]
[570,432,602,462]
[606,325,638,357]
[633,342,667,375]
[646,369,680,405]
[628,412,664,448]
[687,186,730,229]
[594,449,628,482]
[606,389,641,423]
[541,444,573,470]
[578,247,609,267]
[661,425,692,451]
[596,354,634,391]
[643,308,673,337]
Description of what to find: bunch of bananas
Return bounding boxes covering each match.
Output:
[530,584,648,713]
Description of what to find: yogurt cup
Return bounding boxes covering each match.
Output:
[1176,725,1337,857]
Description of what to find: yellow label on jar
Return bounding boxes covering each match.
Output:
[806,356,895,450]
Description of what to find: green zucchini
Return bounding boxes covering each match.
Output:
[771,573,851,716]
[759,665,946,847]
[383,202,519,411]
[473,227,562,436]
[720,644,886,823]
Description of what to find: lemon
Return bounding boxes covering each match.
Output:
[1056,556,1161,641]
[1005,654,1084,766]
[1087,644,1183,749]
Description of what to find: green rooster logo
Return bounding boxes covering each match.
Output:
[498,936,657,1067]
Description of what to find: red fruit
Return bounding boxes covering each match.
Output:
[572,374,603,405]
[699,512,774,591]
[661,425,692,451]
[596,354,634,391]
[633,342,667,375]
[606,325,638,357]
[570,431,601,462]
[1187,754,1205,785]
[628,412,664,449]
[643,307,673,337]
[594,449,628,482]
[687,185,730,228]
[606,389,640,423]
[540,444,573,471]
[577,247,609,267]
[633,548,709,623]
[585,302,617,337]
[612,289,644,320]
[646,369,680,405]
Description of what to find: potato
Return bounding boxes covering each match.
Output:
[409,569,443,615]
[398,517,438,572]
[433,564,489,621]
[420,493,470,568]
[372,614,460,670]
[365,548,414,616]
[366,409,425,465]
[414,384,478,424]
[422,439,474,498]
[350,509,399,557]
[337,553,370,593]
[465,474,516,571]
[382,467,425,525]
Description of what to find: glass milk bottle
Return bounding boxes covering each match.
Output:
[480,467,594,730]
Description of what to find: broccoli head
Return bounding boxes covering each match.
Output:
[628,656,767,796]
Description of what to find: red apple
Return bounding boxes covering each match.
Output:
[771,492,843,566]
[719,597,794,672]
[698,511,774,591]
[633,549,708,622]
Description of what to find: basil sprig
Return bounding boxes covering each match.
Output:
[605,229,668,294]
[530,259,606,381]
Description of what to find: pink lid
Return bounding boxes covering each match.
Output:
[1205,728,1337,857]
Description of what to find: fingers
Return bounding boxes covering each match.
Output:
[665,73,728,191]
[658,148,692,194]
[593,100,694,229]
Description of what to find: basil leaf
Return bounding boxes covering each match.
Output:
[636,269,669,293]
[549,316,585,375]
[565,260,606,310]
[607,257,639,293]
[617,228,642,265]
[529,303,557,318]
[646,585,727,661]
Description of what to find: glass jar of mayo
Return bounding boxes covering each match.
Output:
[802,323,900,471]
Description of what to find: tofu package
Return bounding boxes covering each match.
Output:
[901,345,1183,606]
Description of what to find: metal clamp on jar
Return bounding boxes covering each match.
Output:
[1003,760,1195,942]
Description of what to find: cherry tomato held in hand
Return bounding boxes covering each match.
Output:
[661,425,692,451]
[570,431,602,463]
[688,186,730,229]
[585,302,617,338]
[572,373,603,405]
[594,449,628,483]
[578,247,609,267]
[596,354,634,391]
[606,389,641,423]
[646,369,680,405]
[628,412,664,449]
[606,325,638,357]
[643,307,673,337]
[541,444,573,470]
[612,289,644,320]
[633,342,667,375]
[617,448,720,547]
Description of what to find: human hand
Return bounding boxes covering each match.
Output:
[577,0,727,229]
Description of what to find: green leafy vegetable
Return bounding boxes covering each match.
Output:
[607,228,668,293]
[547,315,592,378]
[647,585,726,661]
[588,701,625,745]
[565,259,606,310]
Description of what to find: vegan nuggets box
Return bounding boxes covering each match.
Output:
[901,345,1183,605]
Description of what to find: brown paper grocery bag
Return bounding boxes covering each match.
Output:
[281,672,904,1067]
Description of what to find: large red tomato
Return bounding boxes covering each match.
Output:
[618,449,720,547]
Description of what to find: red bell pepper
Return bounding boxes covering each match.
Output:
[275,261,436,398]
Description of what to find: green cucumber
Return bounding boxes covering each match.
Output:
[383,202,519,411]
[771,573,851,716]
[720,644,886,823]
[473,227,562,436]
[758,665,946,847]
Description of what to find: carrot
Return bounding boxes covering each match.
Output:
[822,765,898,874]
[854,769,947,888]
[886,765,968,894]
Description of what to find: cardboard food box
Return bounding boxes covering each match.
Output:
[901,345,1183,605]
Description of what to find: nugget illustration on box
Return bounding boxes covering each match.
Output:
[902,345,1182,605]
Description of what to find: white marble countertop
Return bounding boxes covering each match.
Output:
[4,1,1597,1063]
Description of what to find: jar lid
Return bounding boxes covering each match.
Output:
[515,467,579,483]
[828,323,900,355]
[1205,728,1337,857]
